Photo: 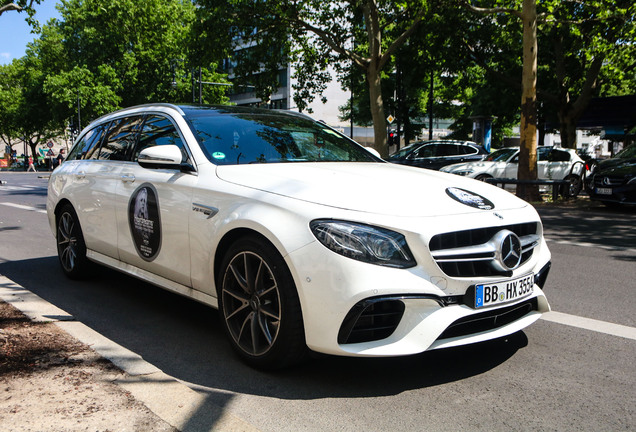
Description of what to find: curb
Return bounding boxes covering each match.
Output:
[0,275,260,432]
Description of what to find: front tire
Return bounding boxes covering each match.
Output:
[217,236,306,370]
[56,204,90,279]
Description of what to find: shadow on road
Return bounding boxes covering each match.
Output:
[0,256,529,400]
[537,204,636,250]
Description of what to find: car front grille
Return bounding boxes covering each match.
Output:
[593,175,626,187]
[429,223,539,277]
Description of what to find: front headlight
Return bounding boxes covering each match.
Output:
[310,220,416,268]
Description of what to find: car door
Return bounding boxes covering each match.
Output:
[115,114,196,287]
[545,148,572,180]
[62,122,122,259]
[411,144,436,168]
[535,146,551,179]
[501,152,520,178]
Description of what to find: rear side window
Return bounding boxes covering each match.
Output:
[436,144,459,157]
[67,124,107,160]
[98,116,144,161]
[537,146,552,161]
[549,149,571,162]
[134,115,188,163]
[458,145,477,155]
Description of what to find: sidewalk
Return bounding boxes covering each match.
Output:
[0,275,259,432]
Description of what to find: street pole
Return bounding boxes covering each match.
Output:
[199,66,203,105]
[428,69,434,140]
[77,91,81,131]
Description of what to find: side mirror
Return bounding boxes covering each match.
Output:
[138,145,183,168]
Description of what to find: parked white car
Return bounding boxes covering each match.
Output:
[47,104,552,369]
[441,147,587,196]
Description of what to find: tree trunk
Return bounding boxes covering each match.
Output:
[517,0,540,202]
[367,59,387,158]
[558,109,578,149]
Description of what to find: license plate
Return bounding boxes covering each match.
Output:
[475,273,534,308]
[596,187,612,195]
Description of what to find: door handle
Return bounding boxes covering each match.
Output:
[121,174,136,183]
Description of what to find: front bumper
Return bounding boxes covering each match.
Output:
[287,233,552,357]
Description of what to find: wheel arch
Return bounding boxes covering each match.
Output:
[54,198,74,218]
[213,228,274,291]
[474,173,493,181]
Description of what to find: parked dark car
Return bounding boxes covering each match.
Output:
[388,140,488,170]
[587,144,636,206]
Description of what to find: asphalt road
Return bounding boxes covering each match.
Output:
[1,171,634,432]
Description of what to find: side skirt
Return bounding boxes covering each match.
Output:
[86,250,219,309]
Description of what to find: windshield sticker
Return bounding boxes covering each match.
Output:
[128,183,162,261]
[212,152,226,160]
[446,187,495,210]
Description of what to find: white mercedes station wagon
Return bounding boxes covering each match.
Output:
[47,104,551,369]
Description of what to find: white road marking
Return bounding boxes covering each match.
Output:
[0,184,45,191]
[0,202,47,214]
[541,311,636,340]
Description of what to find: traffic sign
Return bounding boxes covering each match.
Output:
[387,115,395,124]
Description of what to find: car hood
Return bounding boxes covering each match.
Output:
[216,162,527,217]
[595,157,636,175]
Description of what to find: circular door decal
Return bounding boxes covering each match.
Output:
[446,187,495,210]
[128,183,161,261]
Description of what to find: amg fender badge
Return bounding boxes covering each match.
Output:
[446,187,495,210]
[192,203,219,219]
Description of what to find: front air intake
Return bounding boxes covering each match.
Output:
[338,299,405,344]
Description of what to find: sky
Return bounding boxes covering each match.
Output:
[0,1,62,65]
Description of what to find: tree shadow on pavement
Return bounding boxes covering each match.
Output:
[1,256,529,400]
[536,204,636,250]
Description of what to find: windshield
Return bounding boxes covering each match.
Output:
[484,148,518,162]
[615,144,636,159]
[186,112,379,165]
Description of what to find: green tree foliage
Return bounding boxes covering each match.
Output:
[463,0,635,199]
[0,62,23,149]
[195,0,433,157]
[537,0,636,149]
[0,0,41,26]
[0,57,58,159]
[0,0,230,145]
[56,0,228,109]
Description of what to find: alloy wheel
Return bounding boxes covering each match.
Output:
[57,211,79,273]
[221,251,282,356]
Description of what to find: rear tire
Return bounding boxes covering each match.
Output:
[217,236,306,370]
[562,175,582,198]
[475,174,492,182]
[56,204,90,279]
